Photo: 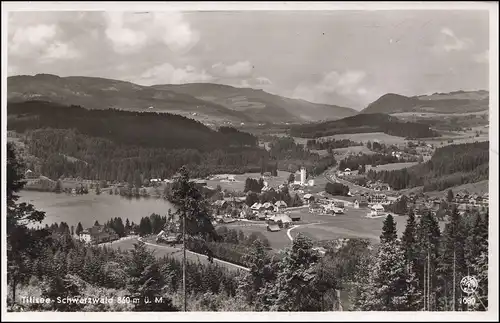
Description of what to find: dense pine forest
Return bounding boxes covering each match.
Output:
[289,113,440,139]
[7,143,488,312]
[366,142,489,191]
[7,101,264,180]
[8,101,337,181]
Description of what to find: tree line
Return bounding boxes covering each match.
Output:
[353,208,488,311]
[306,138,362,150]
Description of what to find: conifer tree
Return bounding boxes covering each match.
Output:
[126,242,177,311]
[447,189,454,203]
[261,234,321,311]
[380,214,397,243]
[7,143,46,305]
[438,206,468,311]
[416,211,441,311]
[76,222,84,236]
[169,166,216,311]
[241,239,275,306]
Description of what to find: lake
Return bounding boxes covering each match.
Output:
[19,190,175,229]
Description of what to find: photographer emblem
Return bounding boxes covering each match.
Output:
[460,276,478,295]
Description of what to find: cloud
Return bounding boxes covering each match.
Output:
[212,61,253,78]
[103,12,199,54]
[136,63,214,85]
[315,70,367,96]
[9,24,57,56]
[433,27,473,53]
[292,70,372,108]
[473,50,489,64]
[9,22,81,62]
[43,41,80,61]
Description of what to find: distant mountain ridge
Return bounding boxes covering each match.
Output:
[7,74,357,124]
[154,83,357,122]
[362,90,489,114]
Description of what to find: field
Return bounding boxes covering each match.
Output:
[220,206,447,250]
[367,162,419,172]
[423,125,489,147]
[205,170,292,192]
[320,132,408,145]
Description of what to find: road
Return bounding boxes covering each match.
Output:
[106,236,249,272]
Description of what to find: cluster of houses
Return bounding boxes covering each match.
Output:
[250,200,290,218]
[450,192,489,206]
[337,168,352,177]
[309,199,346,215]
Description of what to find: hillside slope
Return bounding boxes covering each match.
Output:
[8,74,357,124]
[7,74,253,124]
[290,113,439,139]
[362,90,489,114]
[152,83,357,122]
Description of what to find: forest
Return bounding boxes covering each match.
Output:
[16,128,265,181]
[366,142,489,191]
[6,143,489,311]
[289,113,440,139]
[8,101,336,182]
[325,182,350,196]
[267,136,337,176]
[8,101,258,150]
[305,138,362,150]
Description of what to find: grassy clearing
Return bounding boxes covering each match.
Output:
[367,162,419,172]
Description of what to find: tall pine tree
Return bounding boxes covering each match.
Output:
[416,211,441,311]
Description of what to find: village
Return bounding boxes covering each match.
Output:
[68,161,489,252]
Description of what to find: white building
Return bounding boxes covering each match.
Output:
[368,204,386,217]
[300,167,307,185]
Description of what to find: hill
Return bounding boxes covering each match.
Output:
[7,74,258,124]
[149,83,357,122]
[8,74,357,124]
[7,100,268,180]
[289,113,440,139]
[362,90,489,114]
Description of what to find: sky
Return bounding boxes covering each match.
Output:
[7,10,490,110]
